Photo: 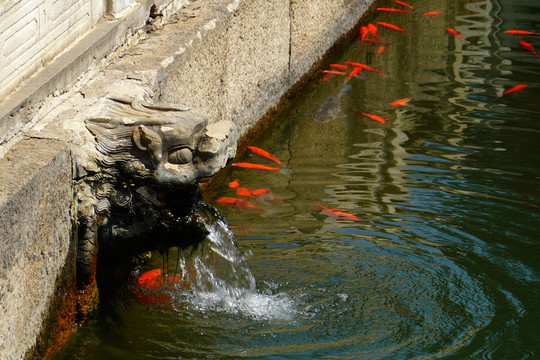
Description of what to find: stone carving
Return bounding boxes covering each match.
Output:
[74,97,238,287]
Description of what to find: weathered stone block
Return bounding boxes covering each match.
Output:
[0,138,72,360]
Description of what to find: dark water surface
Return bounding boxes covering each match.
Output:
[55,0,540,358]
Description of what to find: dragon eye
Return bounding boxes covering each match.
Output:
[168,148,193,164]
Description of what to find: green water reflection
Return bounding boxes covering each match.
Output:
[54,0,539,358]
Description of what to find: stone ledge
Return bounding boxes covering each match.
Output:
[0,138,72,360]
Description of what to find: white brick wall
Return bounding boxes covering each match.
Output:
[0,0,108,99]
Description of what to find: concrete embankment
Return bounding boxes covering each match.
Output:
[0,1,375,358]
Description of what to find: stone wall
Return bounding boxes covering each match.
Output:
[0,1,375,359]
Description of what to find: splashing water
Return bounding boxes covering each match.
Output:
[171,202,296,320]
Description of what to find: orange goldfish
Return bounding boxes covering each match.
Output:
[246,146,283,166]
[377,46,386,54]
[316,205,358,221]
[359,26,369,40]
[233,162,280,171]
[322,70,347,76]
[346,66,363,80]
[423,10,443,16]
[354,112,386,124]
[501,83,528,96]
[377,7,409,13]
[330,64,349,70]
[236,186,253,197]
[376,22,407,33]
[394,0,414,10]
[228,179,240,188]
[318,74,331,82]
[390,97,414,106]
[446,27,466,42]
[519,40,538,56]
[345,62,387,76]
[361,38,391,46]
[505,30,540,36]
[367,23,379,38]
[215,197,264,210]
[251,188,271,196]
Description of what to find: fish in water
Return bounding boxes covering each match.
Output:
[359,26,369,40]
[519,40,538,56]
[233,162,280,171]
[133,269,185,305]
[390,97,414,106]
[309,84,352,123]
[501,83,528,96]
[367,23,379,38]
[347,66,363,81]
[376,22,407,33]
[505,30,540,36]
[394,0,414,10]
[215,197,264,210]
[316,204,358,221]
[330,64,349,70]
[236,186,253,197]
[377,7,409,13]
[345,62,387,76]
[354,112,386,124]
[322,70,347,76]
[423,10,443,16]
[446,27,467,42]
[377,46,386,54]
[247,146,283,166]
[361,38,391,46]
[228,179,240,188]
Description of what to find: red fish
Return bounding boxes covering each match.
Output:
[390,97,414,106]
[345,62,387,76]
[519,40,538,56]
[394,0,414,10]
[377,7,409,13]
[215,197,264,210]
[330,64,349,70]
[367,23,379,38]
[137,269,163,290]
[423,10,443,16]
[236,186,253,197]
[251,188,271,196]
[501,83,528,96]
[446,27,466,42]
[376,22,407,33]
[233,162,280,171]
[246,146,283,166]
[354,112,386,124]
[359,26,369,40]
[316,205,358,221]
[505,30,540,36]
[322,70,347,76]
[377,46,386,54]
[361,38,391,46]
[228,179,240,188]
[346,66,363,80]
[134,269,184,305]
[318,74,331,82]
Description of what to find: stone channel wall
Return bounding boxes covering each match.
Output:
[0,0,375,359]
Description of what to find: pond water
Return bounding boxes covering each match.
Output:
[54,0,540,358]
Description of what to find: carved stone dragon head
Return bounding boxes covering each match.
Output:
[85,98,237,186]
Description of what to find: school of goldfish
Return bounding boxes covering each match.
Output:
[213,144,358,227]
[214,0,536,232]
[319,0,536,121]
